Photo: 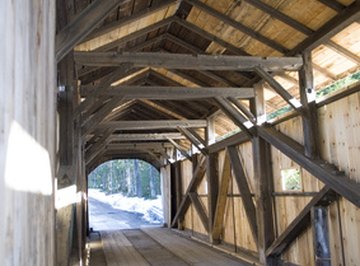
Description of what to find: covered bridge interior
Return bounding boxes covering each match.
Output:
[1,0,360,265]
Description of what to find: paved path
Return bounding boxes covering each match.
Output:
[88,196,159,231]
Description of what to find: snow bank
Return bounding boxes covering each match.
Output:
[88,189,164,223]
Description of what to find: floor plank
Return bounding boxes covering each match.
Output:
[89,231,107,266]
[142,228,249,266]
[123,229,189,266]
[101,230,149,266]
[95,228,251,266]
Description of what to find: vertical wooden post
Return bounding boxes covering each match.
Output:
[312,206,331,266]
[192,153,199,172]
[207,153,218,241]
[175,162,184,230]
[251,83,276,265]
[58,54,75,170]
[170,164,178,226]
[206,116,216,145]
[170,162,184,229]
[299,51,319,159]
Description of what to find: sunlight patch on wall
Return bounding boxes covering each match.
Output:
[55,184,81,210]
[4,121,53,195]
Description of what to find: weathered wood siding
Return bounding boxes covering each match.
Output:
[162,91,360,265]
[318,92,360,266]
[0,1,56,266]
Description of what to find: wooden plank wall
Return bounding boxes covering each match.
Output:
[318,92,360,266]
[164,91,360,265]
[0,1,56,265]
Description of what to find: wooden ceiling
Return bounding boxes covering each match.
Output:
[56,0,360,170]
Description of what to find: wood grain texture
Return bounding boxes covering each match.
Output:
[74,52,303,71]
[0,1,56,265]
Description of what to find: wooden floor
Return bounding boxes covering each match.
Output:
[89,228,250,266]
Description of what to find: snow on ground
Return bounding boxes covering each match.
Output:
[88,189,164,223]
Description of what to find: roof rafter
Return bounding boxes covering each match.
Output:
[164,34,253,83]
[83,0,179,42]
[290,1,360,54]
[317,0,346,12]
[93,16,175,52]
[56,0,123,61]
[242,0,360,64]
[184,0,289,53]
[173,17,249,56]
[138,99,186,120]
[243,0,313,36]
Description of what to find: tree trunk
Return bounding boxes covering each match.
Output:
[126,161,135,196]
[149,166,156,198]
[134,160,142,197]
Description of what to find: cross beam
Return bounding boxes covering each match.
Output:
[74,52,303,71]
[80,86,255,99]
[107,142,173,151]
[108,133,185,142]
[99,120,207,130]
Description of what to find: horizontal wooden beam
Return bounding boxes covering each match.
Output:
[81,86,255,99]
[100,120,207,130]
[56,0,122,61]
[74,52,303,71]
[108,133,185,142]
[258,127,360,208]
[163,32,254,82]
[103,149,163,166]
[106,142,173,151]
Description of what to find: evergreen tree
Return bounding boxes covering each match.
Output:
[134,159,142,197]
[88,159,161,199]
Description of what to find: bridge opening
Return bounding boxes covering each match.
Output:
[88,159,164,231]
